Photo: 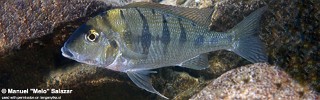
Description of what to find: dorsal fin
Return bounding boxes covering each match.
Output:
[122,2,214,27]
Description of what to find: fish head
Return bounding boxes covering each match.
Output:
[61,23,119,66]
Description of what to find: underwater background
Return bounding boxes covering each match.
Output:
[0,0,319,99]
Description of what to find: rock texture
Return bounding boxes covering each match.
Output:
[0,0,111,56]
[191,63,319,100]
[208,0,320,92]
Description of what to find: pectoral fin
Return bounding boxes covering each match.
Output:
[127,70,168,99]
[180,54,209,70]
[121,48,148,59]
[116,39,148,59]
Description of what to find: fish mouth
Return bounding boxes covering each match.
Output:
[61,47,74,58]
[61,47,98,65]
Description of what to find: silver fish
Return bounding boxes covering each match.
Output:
[61,2,267,99]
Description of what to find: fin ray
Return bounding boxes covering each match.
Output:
[127,70,168,99]
[115,37,148,59]
[121,48,148,59]
[122,2,214,27]
[180,54,209,70]
[228,6,268,63]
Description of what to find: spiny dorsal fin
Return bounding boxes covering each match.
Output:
[122,2,214,27]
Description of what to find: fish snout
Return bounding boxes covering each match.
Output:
[61,47,74,58]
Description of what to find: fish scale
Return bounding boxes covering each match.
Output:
[108,8,230,68]
[61,2,268,98]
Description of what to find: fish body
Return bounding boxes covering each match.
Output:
[106,8,228,71]
[61,2,267,99]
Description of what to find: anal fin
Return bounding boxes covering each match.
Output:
[180,54,209,70]
[126,70,168,99]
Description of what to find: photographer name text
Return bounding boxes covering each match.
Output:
[4,89,72,94]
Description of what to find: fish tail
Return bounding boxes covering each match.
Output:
[228,6,268,63]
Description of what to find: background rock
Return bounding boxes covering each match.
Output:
[207,0,320,93]
[0,0,113,57]
[191,63,319,100]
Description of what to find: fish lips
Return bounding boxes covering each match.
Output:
[61,47,74,58]
[61,47,98,65]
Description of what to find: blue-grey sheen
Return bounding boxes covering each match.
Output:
[210,37,218,44]
[136,8,152,54]
[178,18,187,45]
[161,14,170,54]
[194,35,204,46]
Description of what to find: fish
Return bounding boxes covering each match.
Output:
[61,2,268,99]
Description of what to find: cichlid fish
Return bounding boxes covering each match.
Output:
[61,2,267,99]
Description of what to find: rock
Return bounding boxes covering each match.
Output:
[208,0,320,92]
[191,63,319,100]
[160,0,213,8]
[261,0,320,91]
[0,0,112,57]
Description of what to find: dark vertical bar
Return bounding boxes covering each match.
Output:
[161,14,170,54]
[178,18,187,45]
[136,8,151,55]
[151,9,155,15]
[194,35,204,46]
[120,9,125,20]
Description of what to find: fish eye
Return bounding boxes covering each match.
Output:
[86,29,99,42]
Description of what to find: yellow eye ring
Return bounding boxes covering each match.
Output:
[86,29,99,42]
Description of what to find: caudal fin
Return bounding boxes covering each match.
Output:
[228,6,268,63]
